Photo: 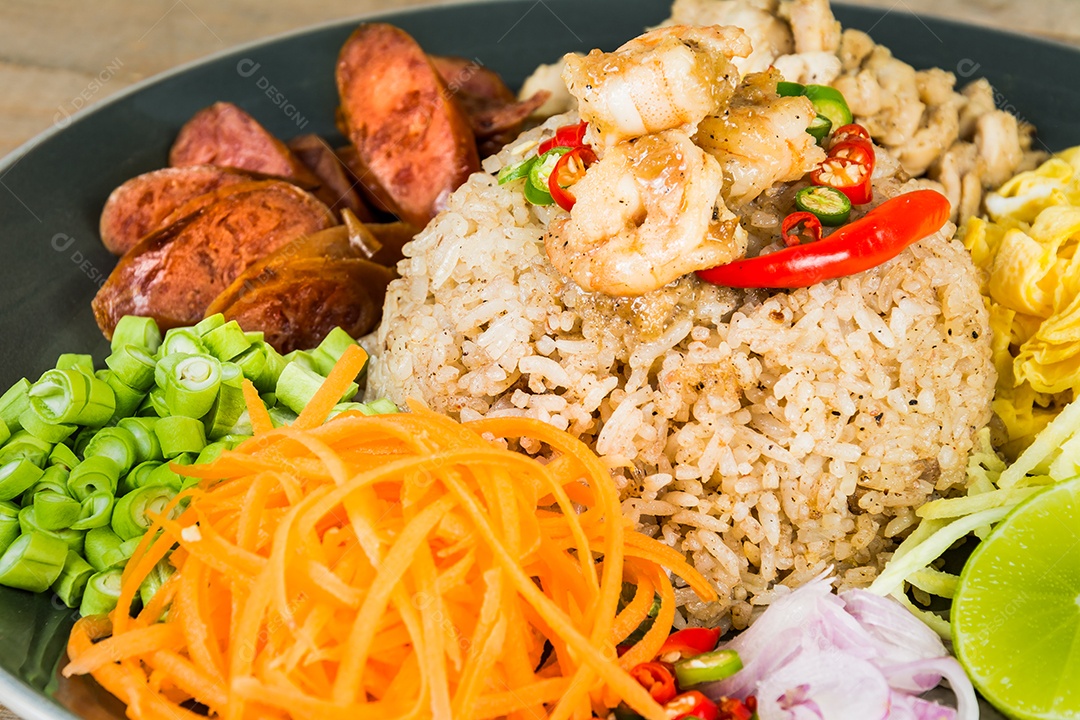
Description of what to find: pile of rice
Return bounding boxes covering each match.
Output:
[367,116,995,629]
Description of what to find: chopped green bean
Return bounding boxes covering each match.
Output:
[102,370,146,420]
[17,507,85,554]
[47,442,79,471]
[68,456,120,501]
[0,458,45,501]
[145,455,194,492]
[120,461,163,495]
[0,501,19,555]
[79,568,123,616]
[116,417,163,464]
[112,485,176,540]
[71,491,115,531]
[51,550,95,608]
[203,381,250,440]
[28,369,115,426]
[0,531,68,593]
[202,321,251,361]
[32,491,82,530]
[267,404,297,428]
[55,354,94,375]
[194,314,225,336]
[160,327,206,357]
[164,354,222,418]
[84,527,130,572]
[111,316,162,354]
[0,431,53,468]
[83,426,138,476]
[276,362,356,415]
[154,416,206,458]
[105,345,157,391]
[195,441,230,465]
[17,407,75,443]
[139,558,175,608]
[0,379,32,432]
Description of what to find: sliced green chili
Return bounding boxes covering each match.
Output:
[68,456,121,501]
[672,648,744,688]
[154,416,206,458]
[17,407,75,444]
[0,531,68,593]
[807,113,833,143]
[803,84,853,130]
[112,484,176,540]
[33,491,82,530]
[84,526,130,572]
[28,369,115,427]
[111,316,162,354]
[776,81,806,97]
[79,568,123,616]
[71,491,115,531]
[529,147,570,197]
[795,185,852,226]
[51,550,95,608]
[0,458,45,501]
[497,155,537,184]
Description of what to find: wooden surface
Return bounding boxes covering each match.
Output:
[0,0,1077,717]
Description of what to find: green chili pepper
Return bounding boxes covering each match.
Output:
[672,648,744,688]
[28,369,115,427]
[0,531,68,593]
[68,456,120,501]
[776,81,806,97]
[111,316,162,354]
[112,484,176,540]
[32,491,82,530]
[497,155,537,184]
[803,84,853,131]
[51,550,95,608]
[71,491,115,531]
[795,186,852,226]
[154,416,206,458]
[807,113,833,143]
[79,568,123,616]
[84,526,130,573]
[0,458,44,501]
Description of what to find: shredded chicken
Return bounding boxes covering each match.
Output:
[545,130,745,296]
[562,24,749,148]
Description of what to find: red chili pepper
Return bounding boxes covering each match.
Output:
[829,139,874,166]
[664,690,720,720]
[537,120,588,155]
[811,155,873,205]
[630,661,678,705]
[831,123,872,144]
[548,146,597,211]
[717,697,754,720]
[696,189,951,289]
[657,627,722,661]
[781,211,822,247]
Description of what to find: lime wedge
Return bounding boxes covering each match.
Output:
[952,476,1080,719]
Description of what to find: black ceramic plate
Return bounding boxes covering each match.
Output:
[1,0,1075,717]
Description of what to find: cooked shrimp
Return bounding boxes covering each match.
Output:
[562,25,751,148]
[666,0,794,75]
[696,71,826,205]
[545,130,746,297]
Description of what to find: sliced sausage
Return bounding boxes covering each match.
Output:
[92,180,334,337]
[98,166,251,255]
[336,24,479,227]
[287,134,374,221]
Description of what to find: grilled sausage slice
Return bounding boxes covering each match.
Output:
[287,134,374,221]
[98,166,251,255]
[92,180,334,338]
[336,24,479,227]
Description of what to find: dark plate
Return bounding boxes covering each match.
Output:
[0,0,1074,717]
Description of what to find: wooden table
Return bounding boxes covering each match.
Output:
[0,0,1077,717]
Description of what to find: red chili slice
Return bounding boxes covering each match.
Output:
[811,156,873,205]
[548,145,597,211]
[781,211,823,247]
[657,627,722,661]
[629,661,678,705]
[537,120,588,155]
[831,123,872,144]
[664,690,721,720]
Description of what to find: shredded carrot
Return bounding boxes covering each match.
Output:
[241,378,274,436]
[65,384,716,720]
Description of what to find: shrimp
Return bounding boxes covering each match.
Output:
[696,70,826,206]
[562,25,751,148]
[545,130,746,297]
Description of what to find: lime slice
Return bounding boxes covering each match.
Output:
[952,476,1080,719]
